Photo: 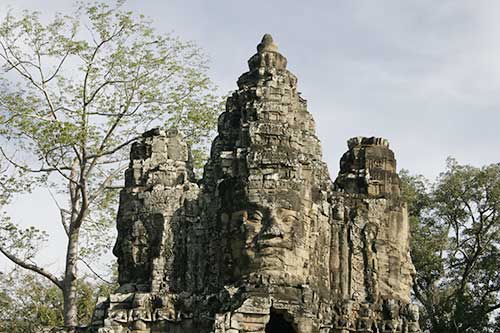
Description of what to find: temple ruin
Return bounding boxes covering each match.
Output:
[90,34,420,333]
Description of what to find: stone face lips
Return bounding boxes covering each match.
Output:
[90,35,420,333]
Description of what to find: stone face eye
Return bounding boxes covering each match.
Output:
[282,213,298,224]
[248,210,263,222]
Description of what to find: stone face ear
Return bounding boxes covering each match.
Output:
[90,36,420,333]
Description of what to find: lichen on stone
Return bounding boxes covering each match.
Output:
[89,34,420,333]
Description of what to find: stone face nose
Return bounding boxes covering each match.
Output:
[261,223,284,239]
[260,210,284,239]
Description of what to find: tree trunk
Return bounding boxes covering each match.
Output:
[63,225,80,332]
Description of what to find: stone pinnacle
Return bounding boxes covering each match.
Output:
[91,34,421,333]
[257,33,278,53]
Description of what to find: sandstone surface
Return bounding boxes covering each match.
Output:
[90,34,420,333]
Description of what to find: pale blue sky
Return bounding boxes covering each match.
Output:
[1,0,500,273]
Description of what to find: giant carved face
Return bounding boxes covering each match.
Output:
[224,203,311,285]
[113,218,150,285]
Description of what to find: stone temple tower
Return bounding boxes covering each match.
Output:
[90,35,420,333]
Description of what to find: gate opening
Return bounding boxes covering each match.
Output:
[265,309,296,333]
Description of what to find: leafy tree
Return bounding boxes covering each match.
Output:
[401,159,500,332]
[0,1,220,330]
[0,269,116,333]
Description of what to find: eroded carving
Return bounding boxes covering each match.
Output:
[89,34,420,333]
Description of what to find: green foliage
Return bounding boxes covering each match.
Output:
[0,160,43,260]
[401,159,500,332]
[0,1,220,257]
[0,269,114,332]
[0,0,220,327]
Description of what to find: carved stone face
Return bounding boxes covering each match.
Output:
[113,219,149,285]
[226,204,309,284]
[407,304,419,321]
[383,299,400,320]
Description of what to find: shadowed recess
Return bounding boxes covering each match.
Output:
[265,309,296,333]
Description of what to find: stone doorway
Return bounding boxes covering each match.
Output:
[265,309,296,333]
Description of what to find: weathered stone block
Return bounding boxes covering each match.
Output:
[89,34,420,333]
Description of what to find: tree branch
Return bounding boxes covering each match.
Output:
[78,258,113,285]
[48,188,70,237]
[43,48,71,84]
[0,245,63,290]
[85,79,127,106]
[0,146,77,186]
[0,146,70,173]
[86,135,141,160]
[89,164,127,204]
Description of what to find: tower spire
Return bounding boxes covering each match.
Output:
[239,33,290,88]
[257,33,278,53]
